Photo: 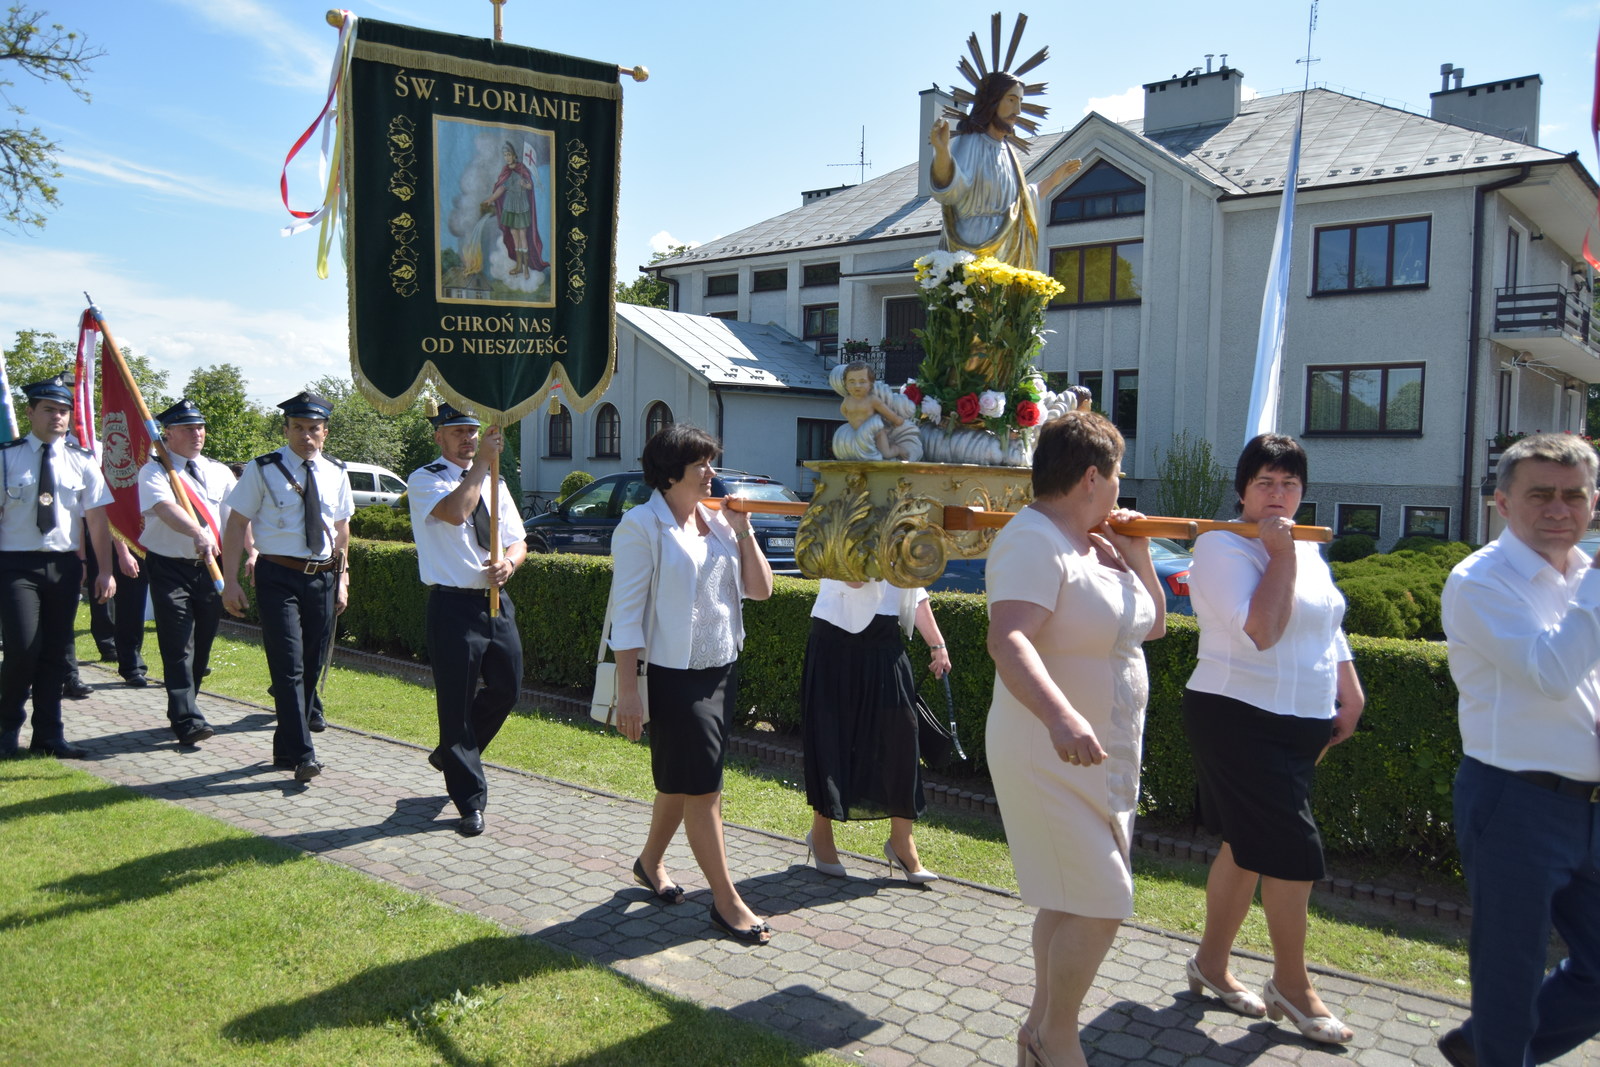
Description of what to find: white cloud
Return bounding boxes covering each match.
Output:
[649,230,699,255]
[164,0,333,91]
[1083,86,1143,122]
[0,244,346,404]
[58,150,275,213]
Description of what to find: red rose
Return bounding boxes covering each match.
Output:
[955,392,982,423]
[903,382,924,405]
[1015,400,1041,427]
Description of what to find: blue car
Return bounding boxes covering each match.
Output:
[525,468,802,573]
[927,537,1194,616]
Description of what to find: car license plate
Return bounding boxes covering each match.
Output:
[768,537,794,550]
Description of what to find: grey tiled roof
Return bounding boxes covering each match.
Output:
[1133,87,1565,196]
[656,88,1567,270]
[617,302,832,391]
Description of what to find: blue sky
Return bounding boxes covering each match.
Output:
[3,0,1597,404]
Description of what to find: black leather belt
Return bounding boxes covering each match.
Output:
[260,553,341,575]
[150,551,206,567]
[1514,770,1600,803]
[429,585,490,596]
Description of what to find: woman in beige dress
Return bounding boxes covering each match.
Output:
[986,412,1166,1067]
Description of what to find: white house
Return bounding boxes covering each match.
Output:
[518,302,845,500]
[633,61,1598,546]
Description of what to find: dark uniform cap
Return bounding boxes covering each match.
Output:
[155,397,206,427]
[428,403,481,428]
[278,391,333,420]
[23,374,74,406]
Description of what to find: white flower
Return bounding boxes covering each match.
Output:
[919,273,942,290]
[978,390,1006,418]
[956,296,975,313]
[953,250,976,265]
[949,280,968,295]
[920,396,943,421]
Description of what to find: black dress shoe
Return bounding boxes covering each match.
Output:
[123,674,149,688]
[457,810,484,837]
[63,680,92,699]
[1438,1028,1476,1067]
[307,712,327,733]
[293,758,322,783]
[31,739,88,759]
[177,725,215,746]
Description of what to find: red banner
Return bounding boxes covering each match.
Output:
[98,349,151,553]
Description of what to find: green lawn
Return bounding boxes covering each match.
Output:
[73,613,1471,998]
[0,762,846,1066]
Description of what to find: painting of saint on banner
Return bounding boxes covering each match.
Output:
[435,117,555,306]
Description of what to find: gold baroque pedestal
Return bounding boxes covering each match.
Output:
[795,460,1033,588]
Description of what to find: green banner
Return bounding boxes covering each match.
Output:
[344,19,619,419]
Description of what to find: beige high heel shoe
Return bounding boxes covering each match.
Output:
[1185,956,1266,1017]
[1263,978,1352,1044]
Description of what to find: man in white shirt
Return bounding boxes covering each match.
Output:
[221,392,353,783]
[137,398,237,747]
[1440,432,1600,1066]
[407,404,525,837]
[0,375,116,759]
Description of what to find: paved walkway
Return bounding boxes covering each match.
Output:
[50,665,1600,1067]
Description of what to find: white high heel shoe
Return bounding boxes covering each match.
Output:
[1185,957,1266,1018]
[884,839,939,883]
[1263,978,1352,1044]
[803,831,848,877]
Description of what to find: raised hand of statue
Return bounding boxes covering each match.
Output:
[929,117,952,153]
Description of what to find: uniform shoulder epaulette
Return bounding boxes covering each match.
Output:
[253,453,278,466]
[64,439,93,455]
[423,462,449,474]
[0,438,27,450]
[322,455,347,470]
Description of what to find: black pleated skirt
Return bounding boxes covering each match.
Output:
[801,614,926,822]
[646,661,736,796]
[1182,687,1333,881]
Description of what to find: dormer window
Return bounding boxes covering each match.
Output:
[1050,161,1146,224]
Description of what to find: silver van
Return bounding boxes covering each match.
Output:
[344,462,407,508]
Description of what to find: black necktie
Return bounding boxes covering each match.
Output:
[185,459,199,482]
[466,470,492,551]
[303,459,326,556]
[35,443,55,535]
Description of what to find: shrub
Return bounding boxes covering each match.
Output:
[349,504,414,542]
[341,541,1468,865]
[558,470,594,502]
[1328,533,1376,562]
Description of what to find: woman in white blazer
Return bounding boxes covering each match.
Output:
[608,424,775,944]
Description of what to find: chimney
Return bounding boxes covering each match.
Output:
[1141,65,1243,136]
[1430,70,1541,145]
[918,84,955,198]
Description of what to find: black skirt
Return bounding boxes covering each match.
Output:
[1181,687,1333,882]
[801,614,926,822]
[646,661,736,796]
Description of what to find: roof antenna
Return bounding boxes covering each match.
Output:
[827,126,872,184]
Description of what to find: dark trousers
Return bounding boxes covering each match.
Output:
[1455,756,1600,1065]
[147,552,221,737]
[83,534,147,677]
[0,551,82,744]
[255,558,336,766]
[426,587,521,814]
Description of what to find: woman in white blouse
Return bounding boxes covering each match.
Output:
[1180,434,1364,1044]
[608,425,774,944]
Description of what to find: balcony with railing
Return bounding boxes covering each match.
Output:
[1491,284,1600,381]
[828,340,925,385]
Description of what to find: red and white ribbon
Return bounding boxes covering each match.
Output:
[280,9,357,279]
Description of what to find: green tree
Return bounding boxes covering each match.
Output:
[1152,430,1229,536]
[308,375,432,473]
[183,363,277,463]
[1,7,103,231]
[2,327,168,433]
[614,244,689,308]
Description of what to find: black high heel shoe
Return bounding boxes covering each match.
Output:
[632,858,684,904]
[708,903,771,944]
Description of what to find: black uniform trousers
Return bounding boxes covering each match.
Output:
[147,552,221,738]
[255,557,336,766]
[83,531,147,678]
[426,586,521,815]
[0,551,82,745]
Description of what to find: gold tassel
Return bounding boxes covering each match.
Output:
[423,397,438,418]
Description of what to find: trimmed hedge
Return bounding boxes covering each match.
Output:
[349,504,413,542]
[342,540,1466,864]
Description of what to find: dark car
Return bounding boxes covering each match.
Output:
[525,468,803,573]
[926,537,1194,615]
